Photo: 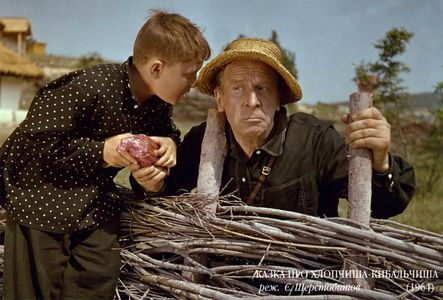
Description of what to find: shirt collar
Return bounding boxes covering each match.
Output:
[123,57,138,104]
[226,106,289,158]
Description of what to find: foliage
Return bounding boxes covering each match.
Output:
[371,28,414,107]
[75,52,105,68]
[353,27,414,159]
[354,27,414,107]
[269,30,298,80]
[232,31,298,80]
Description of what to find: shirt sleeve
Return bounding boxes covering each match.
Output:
[315,125,416,218]
[370,154,416,218]
[17,74,105,178]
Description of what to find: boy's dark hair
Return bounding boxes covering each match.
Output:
[133,9,211,65]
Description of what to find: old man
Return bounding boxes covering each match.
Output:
[135,37,415,218]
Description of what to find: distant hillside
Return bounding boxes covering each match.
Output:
[28,53,118,69]
[173,89,216,123]
[335,92,441,109]
[412,92,442,108]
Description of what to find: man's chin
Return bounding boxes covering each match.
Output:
[241,127,269,138]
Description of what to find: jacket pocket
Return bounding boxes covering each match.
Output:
[258,177,316,215]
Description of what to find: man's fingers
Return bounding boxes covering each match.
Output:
[341,113,350,124]
[349,137,389,150]
[346,128,380,144]
[351,107,384,121]
[347,118,389,135]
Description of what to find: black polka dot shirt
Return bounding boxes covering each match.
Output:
[0,57,180,233]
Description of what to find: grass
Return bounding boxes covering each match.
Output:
[393,191,443,233]
[337,165,443,234]
[338,188,443,234]
[392,166,443,233]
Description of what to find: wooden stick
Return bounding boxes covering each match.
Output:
[346,92,373,289]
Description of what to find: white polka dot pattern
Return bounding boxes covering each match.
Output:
[0,58,180,233]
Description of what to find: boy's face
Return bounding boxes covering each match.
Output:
[153,59,203,105]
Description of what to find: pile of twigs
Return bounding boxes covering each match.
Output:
[0,194,441,299]
[116,192,443,299]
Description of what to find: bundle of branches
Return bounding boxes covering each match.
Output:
[116,192,443,300]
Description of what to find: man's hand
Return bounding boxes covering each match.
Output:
[151,137,177,168]
[341,107,391,173]
[102,133,138,168]
[128,164,168,193]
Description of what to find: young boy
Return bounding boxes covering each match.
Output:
[0,10,210,299]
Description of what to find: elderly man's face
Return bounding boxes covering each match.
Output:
[214,60,280,142]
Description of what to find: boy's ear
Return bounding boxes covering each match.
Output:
[150,60,165,79]
[214,88,225,113]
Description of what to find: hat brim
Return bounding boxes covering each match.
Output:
[196,49,302,104]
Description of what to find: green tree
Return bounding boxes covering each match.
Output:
[231,31,298,80]
[353,27,414,159]
[269,30,298,80]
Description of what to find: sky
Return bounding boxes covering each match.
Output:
[1,0,442,104]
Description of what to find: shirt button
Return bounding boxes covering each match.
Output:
[241,177,246,183]
[256,150,261,155]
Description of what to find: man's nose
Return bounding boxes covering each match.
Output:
[246,91,260,107]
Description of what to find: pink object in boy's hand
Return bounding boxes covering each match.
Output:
[117,134,160,167]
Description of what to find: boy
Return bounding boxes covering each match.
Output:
[0,10,210,299]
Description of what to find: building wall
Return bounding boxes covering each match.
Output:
[0,36,19,52]
[27,42,46,55]
[0,76,23,110]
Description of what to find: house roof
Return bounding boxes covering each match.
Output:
[0,42,43,78]
[0,17,31,36]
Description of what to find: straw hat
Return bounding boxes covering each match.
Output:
[197,37,302,104]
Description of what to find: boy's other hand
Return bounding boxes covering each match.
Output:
[128,164,168,193]
[151,137,177,168]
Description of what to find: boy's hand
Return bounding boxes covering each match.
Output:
[341,107,391,173]
[102,133,139,168]
[128,164,168,193]
[150,137,177,168]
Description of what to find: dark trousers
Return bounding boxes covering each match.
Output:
[4,216,121,300]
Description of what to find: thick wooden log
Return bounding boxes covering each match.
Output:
[197,108,227,214]
[185,108,227,283]
[345,92,373,289]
